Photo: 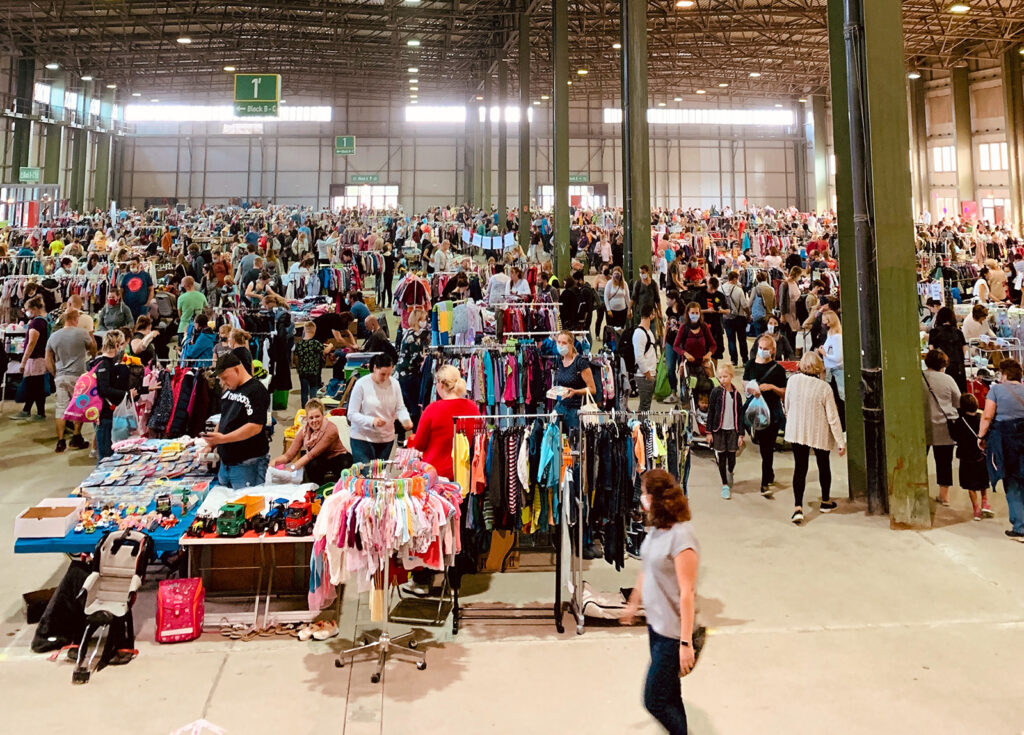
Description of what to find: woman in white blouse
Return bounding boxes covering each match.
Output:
[347,353,413,464]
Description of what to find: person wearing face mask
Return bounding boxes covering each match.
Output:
[743,335,788,496]
[347,353,413,463]
[604,267,630,329]
[97,292,134,331]
[552,330,597,432]
[673,303,716,395]
[630,264,661,326]
[89,331,132,462]
[764,316,796,361]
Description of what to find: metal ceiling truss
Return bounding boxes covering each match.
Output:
[3,0,1024,103]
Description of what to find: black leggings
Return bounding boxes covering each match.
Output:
[929,444,954,487]
[715,450,736,485]
[380,271,394,308]
[22,374,46,416]
[754,424,779,486]
[792,443,831,506]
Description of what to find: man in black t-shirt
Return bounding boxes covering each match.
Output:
[205,353,270,488]
[697,277,729,360]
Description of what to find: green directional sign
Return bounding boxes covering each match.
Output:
[350,174,380,184]
[234,74,280,117]
[335,135,356,155]
[569,173,589,184]
[19,167,41,183]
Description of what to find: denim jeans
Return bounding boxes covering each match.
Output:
[218,454,270,489]
[554,400,580,434]
[350,438,394,464]
[298,373,321,406]
[1005,476,1024,533]
[664,344,680,392]
[96,418,113,463]
[644,626,689,734]
[724,317,749,365]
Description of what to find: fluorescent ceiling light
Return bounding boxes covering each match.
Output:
[577,69,588,76]
[132,92,142,97]
[749,72,761,78]
[409,78,418,83]
[45,63,59,70]
[567,80,573,85]
[407,39,421,47]
[410,86,419,91]
[775,103,783,108]
[674,97,683,101]
[675,0,695,7]
[224,66,236,72]
[695,89,706,94]
[541,95,549,100]
[408,67,418,73]
[533,100,540,105]
[476,95,484,100]
[81,75,93,81]
[907,71,921,79]
[798,98,808,103]
[718,82,729,88]
[106,84,117,89]
[658,102,666,107]
[150,98,160,102]
[947,3,970,13]
[176,37,192,44]
[612,43,621,50]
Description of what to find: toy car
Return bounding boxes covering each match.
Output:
[215,495,265,537]
[185,513,216,538]
[251,499,289,535]
[285,501,314,536]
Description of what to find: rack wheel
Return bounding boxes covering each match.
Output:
[335,660,344,668]
[408,638,418,649]
[416,661,427,670]
[370,673,381,683]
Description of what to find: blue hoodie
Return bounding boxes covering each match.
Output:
[181,324,216,366]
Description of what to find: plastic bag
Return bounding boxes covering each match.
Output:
[266,464,304,485]
[744,395,771,432]
[111,395,139,443]
[653,354,672,402]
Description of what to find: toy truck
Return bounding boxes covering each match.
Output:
[285,501,314,536]
[215,495,265,537]
[251,499,289,535]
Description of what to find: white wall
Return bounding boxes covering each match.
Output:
[119,98,809,212]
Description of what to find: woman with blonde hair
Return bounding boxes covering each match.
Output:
[784,352,846,524]
[270,398,351,485]
[819,311,845,428]
[404,365,480,596]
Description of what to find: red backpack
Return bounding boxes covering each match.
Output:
[155,578,204,644]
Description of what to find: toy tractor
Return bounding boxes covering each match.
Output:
[251,499,289,535]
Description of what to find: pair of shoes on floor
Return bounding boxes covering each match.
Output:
[819,500,838,513]
[297,620,339,641]
[791,508,804,525]
[399,581,432,598]
[721,485,731,500]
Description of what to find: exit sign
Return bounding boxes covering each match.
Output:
[234,74,280,117]
[350,174,380,184]
[18,167,41,183]
[335,135,356,155]
[569,173,589,183]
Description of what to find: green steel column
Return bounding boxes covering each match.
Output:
[483,75,492,211]
[908,76,931,220]
[518,10,531,254]
[497,61,508,229]
[826,0,867,501]
[473,94,483,209]
[620,0,651,280]
[951,66,975,210]
[812,94,829,213]
[794,101,808,211]
[43,72,66,186]
[93,90,115,208]
[68,84,90,211]
[1001,49,1024,236]
[10,58,35,177]
[552,0,570,279]
[847,0,931,526]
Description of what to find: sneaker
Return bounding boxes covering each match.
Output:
[973,509,982,522]
[297,623,317,642]
[55,439,67,453]
[721,485,731,500]
[88,448,97,459]
[791,509,804,525]
[1005,530,1024,542]
[9,411,31,420]
[819,500,837,513]
[312,620,339,641]
[760,485,774,499]
[982,504,995,518]
[400,581,431,598]
[28,414,45,422]
[68,434,89,450]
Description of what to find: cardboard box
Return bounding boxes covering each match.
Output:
[15,497,87,538]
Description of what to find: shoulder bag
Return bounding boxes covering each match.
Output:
[923,371,958,436]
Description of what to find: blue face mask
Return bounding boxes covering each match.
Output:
[557,344,570,357]
[689,313,700,323]
[758,348,771,360]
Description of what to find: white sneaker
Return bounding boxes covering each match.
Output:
[400,581,431,598]
[312,620,339,641]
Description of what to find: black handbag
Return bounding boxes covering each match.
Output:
[923,372,959,437]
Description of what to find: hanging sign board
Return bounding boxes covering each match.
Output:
[234,74,280,117]
[335,136,356,155]
[349,174,380,184]
[568,173,589,184]
[18,167,41,183]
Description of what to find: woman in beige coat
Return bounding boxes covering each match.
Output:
[784,352,847,525]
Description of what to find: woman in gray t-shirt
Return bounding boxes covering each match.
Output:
[622,469,699,735]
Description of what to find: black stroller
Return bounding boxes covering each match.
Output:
[70,530,152,684]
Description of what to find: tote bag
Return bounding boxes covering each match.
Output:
[62,365,104,424]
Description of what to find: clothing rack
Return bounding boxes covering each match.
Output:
[448,410,568,634]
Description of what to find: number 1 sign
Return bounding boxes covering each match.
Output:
[234,74,280,117]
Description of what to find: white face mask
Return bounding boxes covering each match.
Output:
[767,324,776,333]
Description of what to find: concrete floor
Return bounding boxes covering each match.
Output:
[2,387,1023,735]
